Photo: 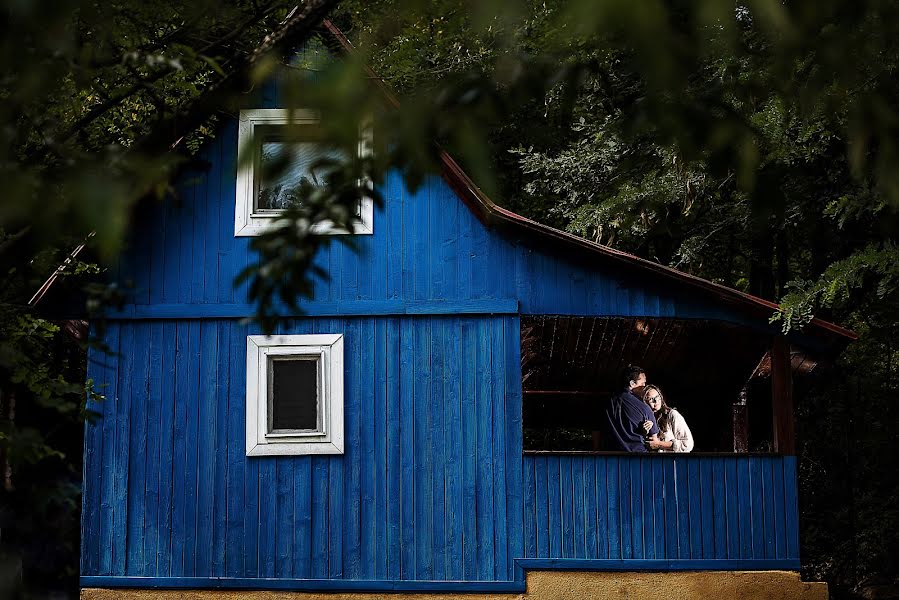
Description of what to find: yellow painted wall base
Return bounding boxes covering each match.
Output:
[82,570,827,600]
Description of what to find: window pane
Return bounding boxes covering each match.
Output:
[270,358,318,431]
[257,141,346,210]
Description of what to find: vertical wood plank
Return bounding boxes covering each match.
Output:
[93,323,121,575]
[373,319,388,579]
[503,317,523,580]
[311,457,329,578]
[523,458,537,558]
[619,458,633,558]
[688,458,702,559]
[158,335,176,576]
[399,319,415,579]
[675,457,691,560]
[177,183,194,304]
[633,456,648,560]
[258,458,277,577]
[750,457,765,559]
[212,321,230,576]
[225,322,246,577]
[293,457,313,578]
[663,457,678,560]
[414,317,433,579]
[343,319,362,579]
[572,457,586,559]
[606,456,621,560]
[141,323,163,575]
[490,319,508,577]
[195,321,218,575]
[784,456,800,559]
[386,318,402,578]
[762,458,776,559]
[547,456,562,559]
[112,324,134,575]
[725,457,740,560]
[461,319,477,579]
[431,318,447,580]
[737,457,752,559]
[535,457,549,558]
[712,457,728,558]
[126,323,150,575]
[360,319,377,579]
[772,458,787,560]
[584,458,598,559]
[329,232,343,304]
[217,121,237,304]
[385,171,402,301]
[202,136,221,303]
[275,458,294,578]
[651,457,665,560]
[438,176,459,300]
[400,173,414,302]
[328,325,345,580]
[700,458,715,559]
[242,446,260,576]
[469,192,488,299]
[371,173,390,302]
[445,319,464,578]
[80,339,101,575]
[475,319,495,580]
[595,457,608,559]
[182,321,202,575]
[412,182,429,301]
[560,457,574,558]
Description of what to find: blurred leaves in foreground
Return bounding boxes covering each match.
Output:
[1,0,899,596]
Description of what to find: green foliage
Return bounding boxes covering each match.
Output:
[1,0,898,596]
[0,237,103,594]
[774,244,899,331]
[334,2,899,596]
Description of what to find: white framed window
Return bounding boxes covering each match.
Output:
[245,334,344,456]
[234,108,374,237]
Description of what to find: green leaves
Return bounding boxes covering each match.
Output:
[774,243,899,331]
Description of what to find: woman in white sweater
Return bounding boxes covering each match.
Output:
[642,385,694,453]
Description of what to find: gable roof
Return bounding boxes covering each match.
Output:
[320,20,856,345]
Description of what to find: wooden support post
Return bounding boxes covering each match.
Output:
[771,336,795,454]
[733,388,749,453]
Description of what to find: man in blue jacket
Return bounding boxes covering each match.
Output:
[600,364,660,452]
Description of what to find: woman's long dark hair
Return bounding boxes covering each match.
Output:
[642,384,673,432]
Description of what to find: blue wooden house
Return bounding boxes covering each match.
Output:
[79,21,852,599]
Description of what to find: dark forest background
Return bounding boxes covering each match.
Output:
[0,1,897,597]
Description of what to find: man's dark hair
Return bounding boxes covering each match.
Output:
[620,364,645,389]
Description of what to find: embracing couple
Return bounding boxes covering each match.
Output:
[599,364,694,453]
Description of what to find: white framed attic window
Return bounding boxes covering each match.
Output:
[234,109,373,236]
[245,334,344,456]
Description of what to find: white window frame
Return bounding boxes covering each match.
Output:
[245,334,344,456]
[234,108,374,237]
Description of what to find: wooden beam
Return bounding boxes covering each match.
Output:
[105,298,519,319]
[771,336,795,454]
[732,388,748,453]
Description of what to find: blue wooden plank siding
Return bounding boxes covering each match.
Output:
[82,85,803,587]
[113,111,761,327]
[84,315,527,582]
[520,455,800,566]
